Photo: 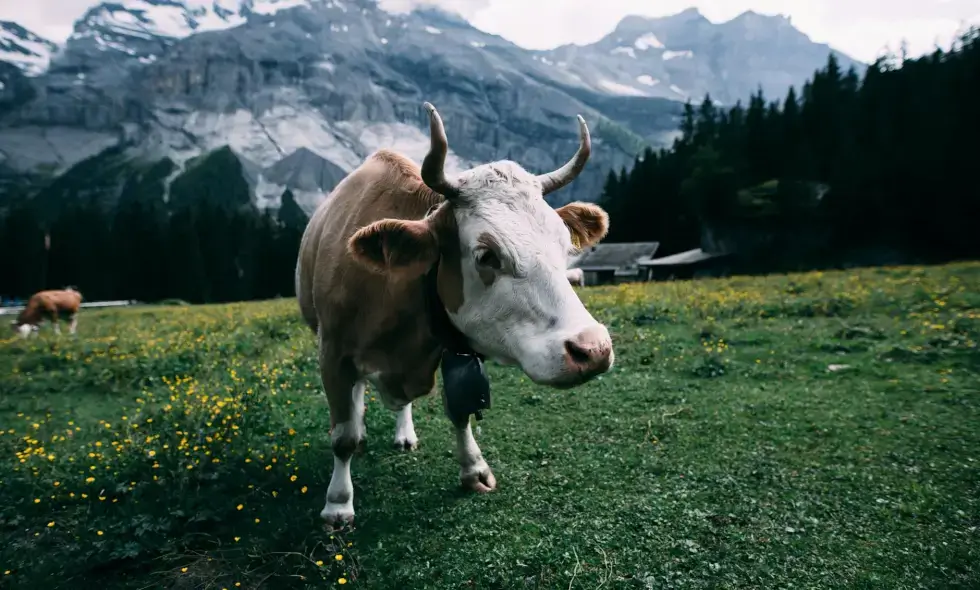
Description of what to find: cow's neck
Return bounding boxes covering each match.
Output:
[423,258,492,423]
[422,262,480,358]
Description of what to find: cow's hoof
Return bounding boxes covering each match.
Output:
[461,462,496,493]
[320,501,354,526]
[392,436,419,452]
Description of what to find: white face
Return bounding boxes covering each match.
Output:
[447,163,614,388]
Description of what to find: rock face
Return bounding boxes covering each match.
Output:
[0,2,859,212]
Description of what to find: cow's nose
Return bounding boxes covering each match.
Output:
[563,325,613,377]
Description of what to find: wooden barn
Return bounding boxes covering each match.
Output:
[637,248,731,281]
[569,242,660,286]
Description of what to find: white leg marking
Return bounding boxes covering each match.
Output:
[321,381,365,524]
[53,322,61,335]
[321,454,354,523]
[454,420,496,493]
[393,403,419,451]
[69,316,78,335]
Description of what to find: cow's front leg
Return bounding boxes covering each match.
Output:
[52,319,61,335]
[444,403,496,492]
[319,350,364,525]
[393,403,419,451]
[68,315,78,335]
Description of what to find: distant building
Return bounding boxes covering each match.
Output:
[569,242,660,286]
[637,248,730,281]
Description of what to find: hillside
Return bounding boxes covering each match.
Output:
[0,1,859,212]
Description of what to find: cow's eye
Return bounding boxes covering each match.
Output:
[476,249,502,270]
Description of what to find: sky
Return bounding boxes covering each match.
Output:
[2,0,978,63]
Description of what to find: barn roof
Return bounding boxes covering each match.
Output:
[571,242,661,271]
[637,248,726,266]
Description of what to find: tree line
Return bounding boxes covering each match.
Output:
[599,27,980,271]
[0,191,306,304]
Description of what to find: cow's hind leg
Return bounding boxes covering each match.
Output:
[319,342,365,525]
[442,394,496,493]
[68,314,78,335]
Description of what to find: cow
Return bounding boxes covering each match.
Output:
[566,267,585,287]
[10,288,83,338]
[296,102,614,525]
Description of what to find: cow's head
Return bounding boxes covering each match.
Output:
[10,321,35,339]
[349,102,614,388]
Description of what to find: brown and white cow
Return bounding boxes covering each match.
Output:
[10,288,83,338]
[566,267,585,287]
[296,102,614,524]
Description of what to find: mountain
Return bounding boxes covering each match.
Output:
[0,21,58,77]
[533,8,863,105]
[0,2,859,214]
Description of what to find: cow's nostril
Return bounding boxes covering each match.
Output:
[564,339,591,366]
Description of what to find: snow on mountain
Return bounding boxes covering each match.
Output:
[0,21,58,76]
[634,33,664,51]
[538,8,862,104]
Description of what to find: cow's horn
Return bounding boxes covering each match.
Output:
[538,115,592,196]
[420,102,461,200]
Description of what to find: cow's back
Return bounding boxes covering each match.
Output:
[297,151,443,356]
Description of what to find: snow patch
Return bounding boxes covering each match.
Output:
[249,0,312,16]
[70,0,251,46]
[0,22,57,76]
[336,121,468,176]
[611,46,636,59]
[469,41,485,48]
[424,26,442,35]
[598,79,646,97]
[380,37,388,45]
[636,75,659,86]
[663,50,694,60]
[670,84,687,96]
[634,33,664,50]
[163,104,363,172]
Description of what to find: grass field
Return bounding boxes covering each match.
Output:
[1,263,979,589]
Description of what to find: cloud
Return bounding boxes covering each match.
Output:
[2,0,977,62]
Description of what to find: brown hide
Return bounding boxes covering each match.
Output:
[296,150,462,409]
[15,289,83,326]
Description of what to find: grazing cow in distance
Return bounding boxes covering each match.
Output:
[10,288,83,338]
[296,101,615,525]
[566,267,584,287]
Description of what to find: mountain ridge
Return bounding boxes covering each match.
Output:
[0,3,860,212]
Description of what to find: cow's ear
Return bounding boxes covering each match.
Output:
[348,218,439,276]
[555,202,609,249]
